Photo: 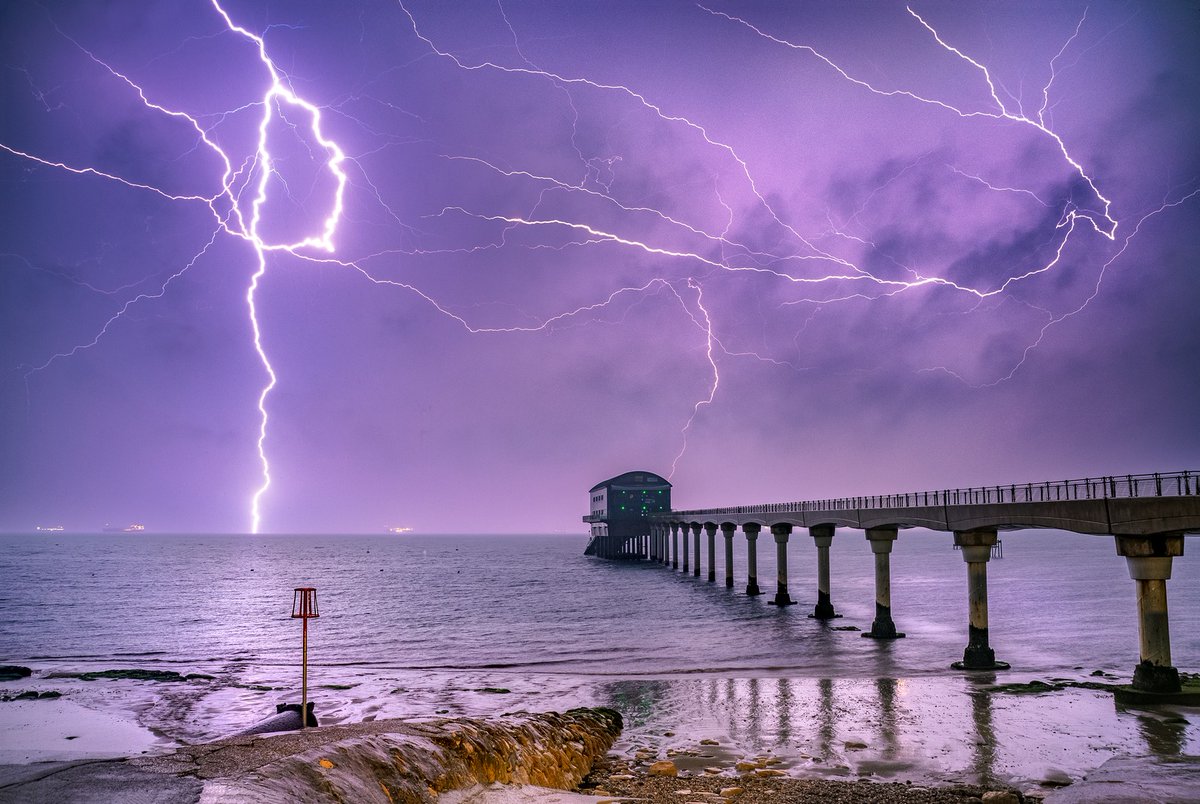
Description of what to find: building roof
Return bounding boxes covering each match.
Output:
[589,471,672,493]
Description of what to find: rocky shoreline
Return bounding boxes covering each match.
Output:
[576,750,1034,804]
[0,709,624,804]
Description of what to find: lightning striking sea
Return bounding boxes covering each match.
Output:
[1,530,1197,791]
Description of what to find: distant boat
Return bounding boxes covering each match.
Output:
[102,523,146,533]
[35,525,65,532]
[387,526,414,534]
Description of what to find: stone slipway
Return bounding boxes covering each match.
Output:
[0,708,622,804]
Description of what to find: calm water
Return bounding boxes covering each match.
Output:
[1,530,1197,787]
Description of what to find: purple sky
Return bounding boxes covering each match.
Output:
[2,1,1197,534]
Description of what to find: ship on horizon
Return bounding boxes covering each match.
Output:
[35,525,65,532]
[387,526,414,534]
[102,523,146,533]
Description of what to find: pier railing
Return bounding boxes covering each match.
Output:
[669,470,1199,518]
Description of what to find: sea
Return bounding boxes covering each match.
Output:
[1,530,1197,791]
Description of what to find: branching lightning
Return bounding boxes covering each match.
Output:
[5,1,1196,528]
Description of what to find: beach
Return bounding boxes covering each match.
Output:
[2,532,1198,799]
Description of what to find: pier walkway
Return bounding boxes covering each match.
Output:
[587,471,1200,696]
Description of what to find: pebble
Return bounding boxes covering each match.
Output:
[700,739,720,745]
[719,787,744,798]
[981,792,1020,804]
[754,769,787,777]
[648,760,679,777]
[734,761,759,772]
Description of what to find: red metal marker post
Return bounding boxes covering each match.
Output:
[291,587,319,727]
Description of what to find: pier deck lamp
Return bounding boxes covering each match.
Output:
[291,587,319,728]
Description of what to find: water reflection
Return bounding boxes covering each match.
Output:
[817,677,835,757]
[967,674,997,785]
[876,677,899,760]
[1121,703,1188,756]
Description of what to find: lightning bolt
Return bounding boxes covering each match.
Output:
[5,1,1197,528]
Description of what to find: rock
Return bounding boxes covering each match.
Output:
[648,760,679,777]
[609,773,635,780]
[981,792,1020,804]
[663,731,676,737]
[704,767,723,774]
[719,787,744,798]
[844,740,868,750]
[49,668,197,683]
[0,666,32,682]
[700,739,719,745]
[754,768,787,777]
[1040,768,1073,787]
[734,761,759,773]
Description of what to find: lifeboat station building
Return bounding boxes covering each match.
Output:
[584,471,671,558]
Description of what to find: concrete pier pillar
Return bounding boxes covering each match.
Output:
[744,524,762,596]
[863,527,904,639]
[705,523,717,582]
[809,525,838,619]
[769,524,796,606]
[692,524,702,578]
[671,523,680,570]
[952,529,1008,670]
[650,526,658,562]
[1116,534,1184,693]
[682,522,690,573]
[721,524,736,588]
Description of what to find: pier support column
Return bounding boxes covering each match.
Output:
[692,524,702,578]
[1116,534,1184,693]
[744,524,762,596]
[863,527,904,639]
[721,524,736,588]
[705,524,717,582]
[682,523,690,573]
[650,526,658,562]
[671,523,680,570]
[809,525,839,619]
[952,529,1008,671]
[663,525,671,566]
[769,524,796,606]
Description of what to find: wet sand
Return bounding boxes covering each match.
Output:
[3,664,1199,801]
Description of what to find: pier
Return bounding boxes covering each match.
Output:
[585,471,1200,694]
